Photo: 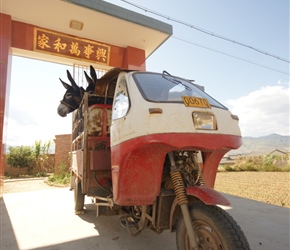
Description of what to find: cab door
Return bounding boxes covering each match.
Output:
[110,73,131,147]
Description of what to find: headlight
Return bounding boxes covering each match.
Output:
[192,112,217,130]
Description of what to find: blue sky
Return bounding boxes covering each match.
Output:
[5,0,289,147]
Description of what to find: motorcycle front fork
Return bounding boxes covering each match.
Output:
[168,152,198,250]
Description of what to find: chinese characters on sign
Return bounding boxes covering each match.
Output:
[33,28,110,64]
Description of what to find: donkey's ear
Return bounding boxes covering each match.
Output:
[79,87,85,97]
[66,70,78,90]
[90,65,97,83]
[84,71,94,87]
[59,78,70,89]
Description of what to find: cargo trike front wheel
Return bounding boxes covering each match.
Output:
[176,202,250,250]
[74,177,85,214]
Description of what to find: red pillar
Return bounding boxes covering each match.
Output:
[122,46,146,70]
[0,13,12,192]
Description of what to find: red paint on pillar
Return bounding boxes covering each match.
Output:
[122,46,146,70]
[11,21,34,50]
[0,13,12,190]
[109,46,125,68]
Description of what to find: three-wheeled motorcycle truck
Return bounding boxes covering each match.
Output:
[68,69,250,250]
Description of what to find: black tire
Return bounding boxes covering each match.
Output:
[176,202,250,250]
[74,177,85,213]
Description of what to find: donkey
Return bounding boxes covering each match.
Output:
[57,66,122,117]
[57,66,97,117]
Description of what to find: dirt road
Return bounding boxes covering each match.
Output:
[2,177,64,194]
[2,175,289,250]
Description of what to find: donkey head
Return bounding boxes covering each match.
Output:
[57,66,97,117]
[57,70,85,117]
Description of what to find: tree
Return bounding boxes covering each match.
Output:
[6,140,53,176]
[33,140,51,172]
[6,145,34,169]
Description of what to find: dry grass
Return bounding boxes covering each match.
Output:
[215,172,290,208]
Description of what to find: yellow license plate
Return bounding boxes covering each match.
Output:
[182,96,211,108]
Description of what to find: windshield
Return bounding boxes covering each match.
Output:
[133,72,227,109]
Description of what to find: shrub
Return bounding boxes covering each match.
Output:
[264,154,289,168]
[47,175,55,182]
[34,171,47,177]
[46,163,70,186]
[6,146,34,169]
[6,141,54,176]
[224,165,236,172]
[227,154,290,172]
[33,140,52,173]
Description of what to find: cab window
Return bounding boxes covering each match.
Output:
[133,72,227,109]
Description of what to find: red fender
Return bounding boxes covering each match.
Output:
[186,186,231,206]
[169,186,231,231]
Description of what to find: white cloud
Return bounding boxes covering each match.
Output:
[227,85,289,137]
[6,86,72,147]
[5,58,74,148]
[6,113,72,148]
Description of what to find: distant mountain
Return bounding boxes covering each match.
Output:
[229,133,290,156]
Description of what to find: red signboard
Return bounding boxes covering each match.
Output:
[33,27,110,65]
